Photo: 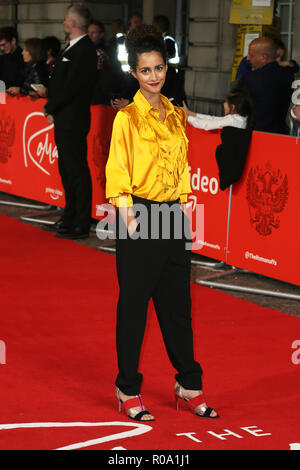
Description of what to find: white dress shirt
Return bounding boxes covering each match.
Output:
[64,34,87,53]
[188,113,247,131]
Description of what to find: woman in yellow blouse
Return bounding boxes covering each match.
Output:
[105,25,218,422]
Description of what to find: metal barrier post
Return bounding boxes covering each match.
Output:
[0,198,53,211]
[195,185,300,300]
[192,185,233,270]
[197,271,300,300]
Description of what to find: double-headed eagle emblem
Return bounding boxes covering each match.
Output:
[246,162,288,236]
[0,113,15,163]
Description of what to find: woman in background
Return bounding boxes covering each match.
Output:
[7,37,49,98]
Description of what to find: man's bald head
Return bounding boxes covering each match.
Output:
[247,37,277,70]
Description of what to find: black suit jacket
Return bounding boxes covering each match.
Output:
[45,35,97,133]
[0,46,25,88]
[239,61,293,134]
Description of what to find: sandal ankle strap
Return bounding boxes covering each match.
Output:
[185,393,206,410]
[122,395,144,414]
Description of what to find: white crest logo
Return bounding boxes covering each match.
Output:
[23,112,58,176]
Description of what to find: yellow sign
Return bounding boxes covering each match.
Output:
[230,0,274,25]
[231,22,280,81]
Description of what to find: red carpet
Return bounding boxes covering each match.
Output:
[0,214,300,450]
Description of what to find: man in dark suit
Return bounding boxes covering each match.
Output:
[44,4,97,239]
[0,27,25,88]
[239,37,293,135]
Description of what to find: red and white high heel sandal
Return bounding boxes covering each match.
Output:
[174,383,219,418]
[115,388,155,422]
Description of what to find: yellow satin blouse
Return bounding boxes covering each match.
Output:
[105,89,191,207]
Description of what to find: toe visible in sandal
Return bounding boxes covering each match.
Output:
[116,388,155,422]
[174,383,219,419]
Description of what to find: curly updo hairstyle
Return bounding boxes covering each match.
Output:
[125,24,167,71]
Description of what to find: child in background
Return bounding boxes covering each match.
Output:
[183,89,252,131]
[184,89,253,190]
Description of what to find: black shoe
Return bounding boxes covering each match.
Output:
[56,226,90,239]
[41,220,71,233]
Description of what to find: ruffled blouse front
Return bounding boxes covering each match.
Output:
[105,89,191,207]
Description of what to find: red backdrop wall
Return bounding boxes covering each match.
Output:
[1,97,299,286]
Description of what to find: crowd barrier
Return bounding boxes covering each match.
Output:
[1,96,299,287]
[0,96,116,218]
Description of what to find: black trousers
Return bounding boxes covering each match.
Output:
[115,195,203,396]
[54,127,92,229]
